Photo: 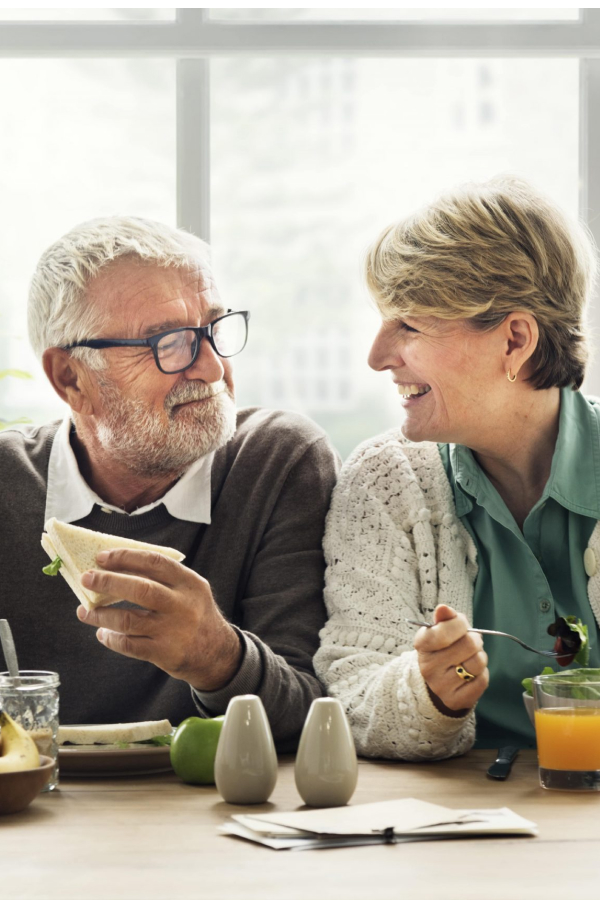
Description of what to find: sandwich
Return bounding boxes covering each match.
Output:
[41,517,185,611]
[58,719,173,747]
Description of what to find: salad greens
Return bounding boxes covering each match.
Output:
[522,616,592,696]
[42,556,63,576]
[547,615,590,666]
[522,666,556,696]
[522,667,600,700]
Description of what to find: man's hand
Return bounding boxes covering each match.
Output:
[414,604,489,717]
[77,548,243,692]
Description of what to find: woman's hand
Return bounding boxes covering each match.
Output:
[414,604,489,717]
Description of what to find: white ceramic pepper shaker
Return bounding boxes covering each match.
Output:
[294,697,358,807]
[214,694,278,804]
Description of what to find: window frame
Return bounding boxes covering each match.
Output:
[1,8,599,390]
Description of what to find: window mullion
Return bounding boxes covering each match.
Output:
[176,58,210,242]
[176,9,208,27]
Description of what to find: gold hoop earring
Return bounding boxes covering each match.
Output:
[507,369,517,383]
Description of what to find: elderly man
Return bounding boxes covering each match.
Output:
[1,217,338,746]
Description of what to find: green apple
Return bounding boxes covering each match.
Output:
[170,715,225,785]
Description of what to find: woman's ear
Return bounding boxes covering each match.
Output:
[502,312,539,378]
[42,348,95,416]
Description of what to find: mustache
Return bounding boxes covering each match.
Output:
[165,380,228,411]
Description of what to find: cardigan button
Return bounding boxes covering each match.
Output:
[584,548,597,577]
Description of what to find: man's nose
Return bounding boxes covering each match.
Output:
[368,326,403,372]
[184,336,225,383]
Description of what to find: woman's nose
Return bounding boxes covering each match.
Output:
[368,325,403,372]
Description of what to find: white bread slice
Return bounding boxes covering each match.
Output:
[58,719,173,745]
[42,518,185,611]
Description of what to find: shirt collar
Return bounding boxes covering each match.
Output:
[546,387,600,518]
[448,442,478,518]
[45,415,213,525]
[447,387,600,521]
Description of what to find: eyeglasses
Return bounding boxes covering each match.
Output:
[63,310,250,375]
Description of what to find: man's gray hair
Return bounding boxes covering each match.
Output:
[28,216,212,368]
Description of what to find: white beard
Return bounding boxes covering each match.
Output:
[95,377,237,477]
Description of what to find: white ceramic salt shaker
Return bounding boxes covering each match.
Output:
[294,697,358,807]
[214,694,278,804]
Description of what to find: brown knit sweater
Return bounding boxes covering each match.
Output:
[0,407,339,746]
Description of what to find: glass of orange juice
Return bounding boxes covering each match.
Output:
[533,670,600,790]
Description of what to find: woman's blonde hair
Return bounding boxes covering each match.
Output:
[366,176,598,389]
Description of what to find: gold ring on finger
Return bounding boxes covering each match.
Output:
[455,665,475,682]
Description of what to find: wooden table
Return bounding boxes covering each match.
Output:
[3,750,600,900]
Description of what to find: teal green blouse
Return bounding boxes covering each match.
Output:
[439,388,600,749]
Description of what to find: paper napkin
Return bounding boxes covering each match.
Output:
[219,797,538,851]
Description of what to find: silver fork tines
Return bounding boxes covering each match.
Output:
[404,619,563,658]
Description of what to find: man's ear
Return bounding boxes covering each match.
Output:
[501,312,539,378]
[42,348,95,416]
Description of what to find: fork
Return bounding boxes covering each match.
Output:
[404,619,563,658]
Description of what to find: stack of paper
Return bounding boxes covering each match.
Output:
[219,798,537,850]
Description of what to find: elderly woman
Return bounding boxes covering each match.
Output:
[314,176,599,760]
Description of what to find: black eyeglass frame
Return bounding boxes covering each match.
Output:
[63,309,250,375]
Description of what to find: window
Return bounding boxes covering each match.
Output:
[210,9,580,22]
[0,10,597,458]
[0,9,174,20]
[0,58,175,427]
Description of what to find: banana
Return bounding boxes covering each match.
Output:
[0,710,40,773]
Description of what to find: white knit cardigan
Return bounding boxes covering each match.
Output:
[314,428,600,761]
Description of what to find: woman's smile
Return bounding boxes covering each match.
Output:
[395,382,432,402]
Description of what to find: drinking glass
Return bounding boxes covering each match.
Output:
[0,670,60,791]
[533,669,600,791]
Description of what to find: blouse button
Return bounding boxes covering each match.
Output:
[584,548,597,577]
[539,599,551,613]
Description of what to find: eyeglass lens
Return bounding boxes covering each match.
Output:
[155,313,246,372]
[212,312,247,357]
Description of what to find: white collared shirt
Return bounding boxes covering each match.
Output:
[44,415,213,525]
